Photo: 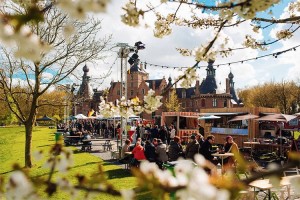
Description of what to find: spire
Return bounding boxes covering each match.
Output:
[199,60,217,94]
[167,76,172,87]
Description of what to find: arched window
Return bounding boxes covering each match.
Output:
[201,99,205,107]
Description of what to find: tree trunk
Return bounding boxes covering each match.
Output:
[25,122,33,168]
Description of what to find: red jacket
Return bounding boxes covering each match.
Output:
[132,145,146,160]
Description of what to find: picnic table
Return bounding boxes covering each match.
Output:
[80,139,113,152]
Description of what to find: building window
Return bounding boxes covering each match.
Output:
[182,102,186,107]
[142,89,145,95]
[131,74,133,80]
[213,99,217,107]
[224,100,227,108]
[201,99,205,107]
[182,90,186,98]
[152,112,155,119]
[117,90,120,95]
[190,101,193,107]
[130,90,134,96]
[130,82,133,87]
[195,100,197,106]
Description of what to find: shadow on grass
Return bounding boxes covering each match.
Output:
[32,161,102,178]
[37,144,53,147]
[0,169,15,175]
[105,168,132,179]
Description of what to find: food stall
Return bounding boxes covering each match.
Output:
[161,112,199,141]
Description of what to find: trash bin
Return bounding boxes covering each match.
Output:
[55,132,63,142]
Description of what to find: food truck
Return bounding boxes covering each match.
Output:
[161,112,199,142]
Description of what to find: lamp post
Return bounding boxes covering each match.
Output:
[116,42,145,147]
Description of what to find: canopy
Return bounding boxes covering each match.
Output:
[36,115,54,121]
[228,114,259,122]
[198,115,221,120]
[74,114,88,119]
[256,114,297,122]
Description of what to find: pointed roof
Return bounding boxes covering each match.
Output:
[77,64,93,99]
[199,60,218,94]
[228,70,241,105]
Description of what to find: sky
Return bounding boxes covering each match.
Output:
[78,0,300,92]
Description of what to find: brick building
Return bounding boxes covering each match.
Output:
[74,60,242,119]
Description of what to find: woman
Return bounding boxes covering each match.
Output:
[155,139,168,168]
[131,141,146,167]
[223,136,239,167]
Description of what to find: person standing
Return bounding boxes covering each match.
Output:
[158,125,168,144]
[185,135,200,161]
[170,125,176,141]
[198,124,205,138]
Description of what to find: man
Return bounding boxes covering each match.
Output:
[198,124,205,138]
[199,135,218,164]
[185,135,200,161]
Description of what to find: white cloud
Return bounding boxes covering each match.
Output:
[83,0,298,92]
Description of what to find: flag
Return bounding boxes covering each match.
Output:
[87,109,94,117]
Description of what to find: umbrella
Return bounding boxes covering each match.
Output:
[255,114,297,122]
[36,115,54,121]
[74,114,88,119]
[198,115,221,120]
[228,114,259,122]
[256,113,297,158]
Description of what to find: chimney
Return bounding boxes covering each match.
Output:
[195,80,200,95]
[152,80,155,90]
[225,78,230,93]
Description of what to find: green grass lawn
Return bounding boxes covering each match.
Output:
[0,126,152,200]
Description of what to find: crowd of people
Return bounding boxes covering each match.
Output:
[120,131,239,172]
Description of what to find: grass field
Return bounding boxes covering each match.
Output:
[0,126,153,200]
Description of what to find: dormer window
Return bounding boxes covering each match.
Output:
[182,90,186,98]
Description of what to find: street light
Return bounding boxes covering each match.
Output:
[116,42,145,147]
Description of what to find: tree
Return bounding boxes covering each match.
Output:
[238,81,299,114]
[0,4,111,168]
[165,89,181,112]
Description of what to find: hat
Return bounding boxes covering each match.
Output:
[190,135,196,140]
[226,135,233,142]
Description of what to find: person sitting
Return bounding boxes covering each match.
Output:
[131,141,146,167]
[144,140,157,162]
[119,139,132,164]
[81,132,92,151]
[223,136,239,167]
[155,139,168,169]
[168,136,184,161]
[185,135,200,161]
[199,135,218,164]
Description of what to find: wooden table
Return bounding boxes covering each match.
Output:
[249,176,295,200]
[243,141,260,157]
[211,152,234,171]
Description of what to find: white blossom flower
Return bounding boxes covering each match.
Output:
[180,67,197,88]
[121,2,141,27]
[32,150,43,161]
[120,189,135,200]
[6,171,37,200]
[143,89,163,114]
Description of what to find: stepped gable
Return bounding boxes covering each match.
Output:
[200,59,218,94]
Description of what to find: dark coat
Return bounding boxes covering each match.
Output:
[144,143,157,162]
[199,140,216,161]
[168,140,183,161]
[185,140,200,160]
